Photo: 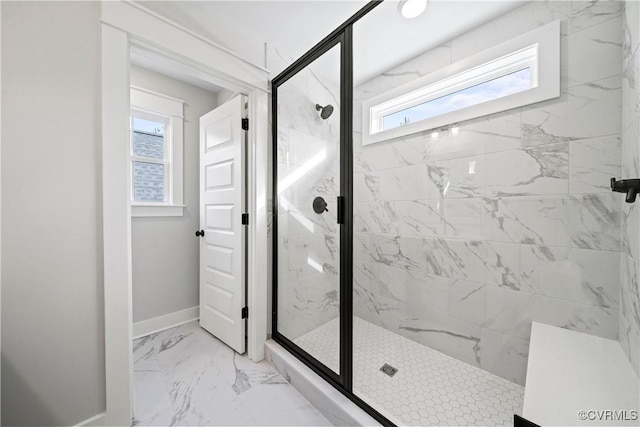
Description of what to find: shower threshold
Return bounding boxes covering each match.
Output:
[292,317,524,427]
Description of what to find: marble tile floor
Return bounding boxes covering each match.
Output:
[294,317,524,427]
[133,321,332,426]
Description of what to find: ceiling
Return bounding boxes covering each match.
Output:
[134,0,526,88]
[137,1,367,70]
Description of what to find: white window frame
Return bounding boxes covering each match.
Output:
[130,110,170,202]
[130,86,185,217]
[362,20,560,146]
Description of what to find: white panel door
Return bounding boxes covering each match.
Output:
[199,95,246,353]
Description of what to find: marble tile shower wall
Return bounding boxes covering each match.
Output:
[621,0,640,376]
[274,46,342,340]
[353,0,624,385]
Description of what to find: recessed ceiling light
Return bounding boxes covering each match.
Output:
[398,0,427,19]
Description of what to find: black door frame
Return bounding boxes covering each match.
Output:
[271,1,392,426]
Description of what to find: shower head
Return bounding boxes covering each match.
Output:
[315,103,334,120]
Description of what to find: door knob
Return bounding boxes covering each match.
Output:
[195,230,205,237]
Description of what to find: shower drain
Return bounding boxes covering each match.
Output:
[380,363,398,377]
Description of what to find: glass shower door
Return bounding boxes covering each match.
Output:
[274,42,342,375]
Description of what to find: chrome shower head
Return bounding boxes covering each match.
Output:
[315,103,334,120]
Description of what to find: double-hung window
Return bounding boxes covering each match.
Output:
[130,87,185,217]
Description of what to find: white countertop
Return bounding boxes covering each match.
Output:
[523,322,639,426]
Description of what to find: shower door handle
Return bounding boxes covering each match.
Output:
[337,196,344,224]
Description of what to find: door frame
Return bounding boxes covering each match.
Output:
[101,2,269,425]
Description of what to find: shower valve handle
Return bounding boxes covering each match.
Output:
[611,177,640,203]
[313,197,328,214]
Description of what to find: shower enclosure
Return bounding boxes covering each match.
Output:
[272,1,637,425]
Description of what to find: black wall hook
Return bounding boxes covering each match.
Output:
[611,178,640,203]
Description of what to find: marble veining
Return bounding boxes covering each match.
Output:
[272,0,636,413]
[350,0,627,388]
[132,322,331,426]
[571,0,623,33]
[521,76,621,147]
[483,143,569,197]
[620,0,640,376]
[520,245,619,309]
[569,135,622,193]
[564,15,622,88]
[450,1,572,62]
[620,255,640,373]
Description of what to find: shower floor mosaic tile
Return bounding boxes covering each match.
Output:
[294,317,524,426]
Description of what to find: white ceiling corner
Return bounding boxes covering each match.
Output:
[133,0,527,88]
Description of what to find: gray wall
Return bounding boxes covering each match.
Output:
[217,88,237,105]
[130,65,218,323]
[1,2,105,425]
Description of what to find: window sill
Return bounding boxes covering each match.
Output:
[131,204,185,218]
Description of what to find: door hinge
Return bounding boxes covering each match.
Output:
[241,307,248,319]
[241,213,249,225]
[241,117,249,131]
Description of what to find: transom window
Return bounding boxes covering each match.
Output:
[362,21,560,146]
[378,49,535,132]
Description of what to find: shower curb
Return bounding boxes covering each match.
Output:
[265,339,381,427]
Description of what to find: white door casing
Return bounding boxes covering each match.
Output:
[102,2,269,424]
[199,95,247,354]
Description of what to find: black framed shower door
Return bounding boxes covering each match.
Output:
[270,1,392,426]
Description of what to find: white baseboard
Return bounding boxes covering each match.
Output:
[133,306,199,339]
[74,412,107,427]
